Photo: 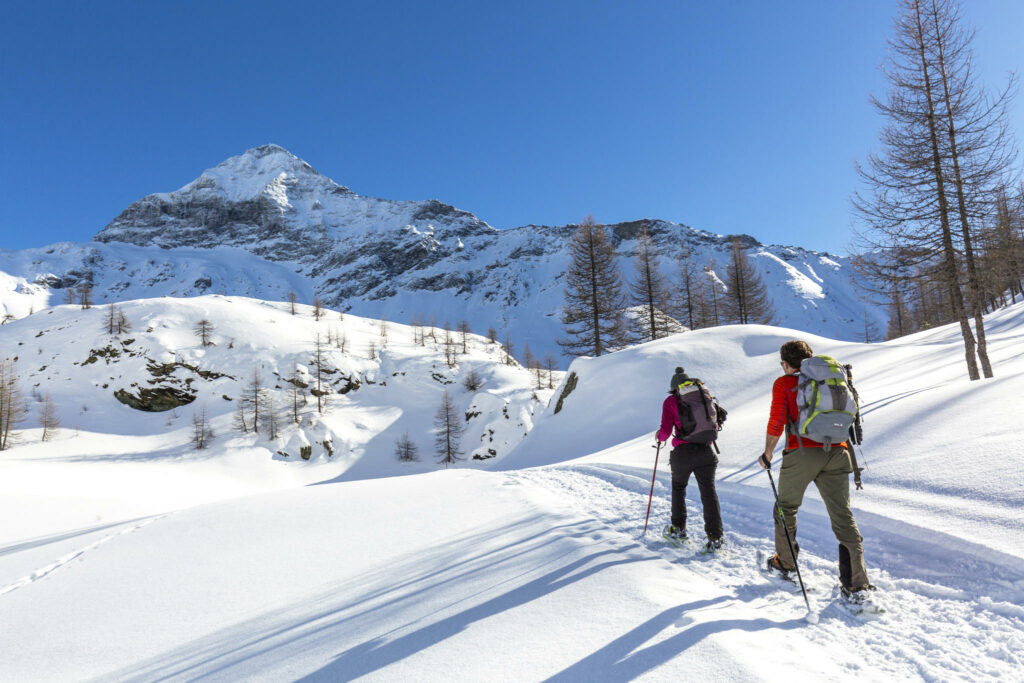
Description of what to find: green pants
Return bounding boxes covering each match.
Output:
[773,445,870,590]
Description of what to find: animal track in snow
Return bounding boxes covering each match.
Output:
[0,515,166,598]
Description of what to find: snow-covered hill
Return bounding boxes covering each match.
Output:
[1,296,1022,680]
[0,296,550,539]
[0,145,885,363]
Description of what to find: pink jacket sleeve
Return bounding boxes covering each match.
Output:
[657,396,677,443]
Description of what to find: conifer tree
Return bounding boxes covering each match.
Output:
[191,405,214,450]
[0,359,25,450]
[313,333,329,413]
[853,0,1017,380]
[105,305,118,336]
[395,430,419,462]
[434,390,464,467]
[544,352,558,389]
[194,319,215,347]
[77,283,93,309]
[722,238,776,325]
[116,308,131,335]
[241,366,263,432]
[628,225,673,342]
[40,393,59,442]
[462,366,483,392]
[457,321,471,354]
[703,261,723,327]
[676,249,700,330]
[289,368,306,424]
[523,344,536,374]
[557,216,627,357]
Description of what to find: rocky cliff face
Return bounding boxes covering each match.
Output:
[1,145,885,361]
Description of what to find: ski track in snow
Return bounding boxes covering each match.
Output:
[512,465,1024,681]
[0,515,166,598]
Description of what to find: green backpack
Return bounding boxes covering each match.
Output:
[792,355,857,448]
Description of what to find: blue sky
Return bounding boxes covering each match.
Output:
[2,1,1022,254]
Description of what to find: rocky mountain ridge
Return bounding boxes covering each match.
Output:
[0,145,884,362]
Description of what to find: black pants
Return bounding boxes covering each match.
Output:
[670,443,723,540]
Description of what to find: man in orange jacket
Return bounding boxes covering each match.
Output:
[759,340,872,597]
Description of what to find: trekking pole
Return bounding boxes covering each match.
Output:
[642,441,662,536]
[762,456,811,613]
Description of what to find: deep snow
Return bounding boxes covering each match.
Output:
[1,297,1022,681]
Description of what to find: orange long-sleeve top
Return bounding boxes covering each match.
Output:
[767,374,846,451]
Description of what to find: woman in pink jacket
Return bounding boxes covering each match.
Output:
[655,367,725,552]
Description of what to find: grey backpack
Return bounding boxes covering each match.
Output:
[792,355,858,450]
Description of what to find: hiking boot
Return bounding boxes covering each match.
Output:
[661,524,688,544]
[839,584,884,615]
[766,553,794,578]
[703,537,725,553]
[840,584,877,604]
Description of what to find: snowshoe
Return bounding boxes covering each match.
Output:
[765,552,795,581]
[661,524,689,548]
[701,537,725,555]
[836,584,886,617]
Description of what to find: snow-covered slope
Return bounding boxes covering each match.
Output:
[0,145,884,363]
[0,295,550,540]
[509,301,1024,560]
[1,299,1023,679]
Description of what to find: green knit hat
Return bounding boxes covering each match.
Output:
[669,366,690,392]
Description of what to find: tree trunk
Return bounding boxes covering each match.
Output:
[913,0,979,380]
[928,0,993,378]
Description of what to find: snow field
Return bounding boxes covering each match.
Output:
[1,296,1022,680]
[516,460,1024,680]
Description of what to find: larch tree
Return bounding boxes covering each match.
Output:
[457,320,471,354]
[703,260,724,327]
[543,352,558,389]
[557,216,627,357]
[194,319,215,347]
[434,390,464,467]
[105,305,118,335]
[191,405,214,450]
[40,393,60,442]
[0,359,26,451]
[312,333,329,414]
[722,238,776,325]
[240,366,264,433]
[627,225,673,343]
[676,249,701,330]
[922,0,1017,378]
[289,368,307,424]
[115,308,131,335]
[853,0,1017,380]
[462,366,483,392]
[394,430,420,462]
[77,283,93,310]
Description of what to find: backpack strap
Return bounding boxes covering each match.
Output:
[847,443,864,490]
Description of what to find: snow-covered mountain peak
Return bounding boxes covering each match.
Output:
[174,144,345,203]
[90,144,491,251]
